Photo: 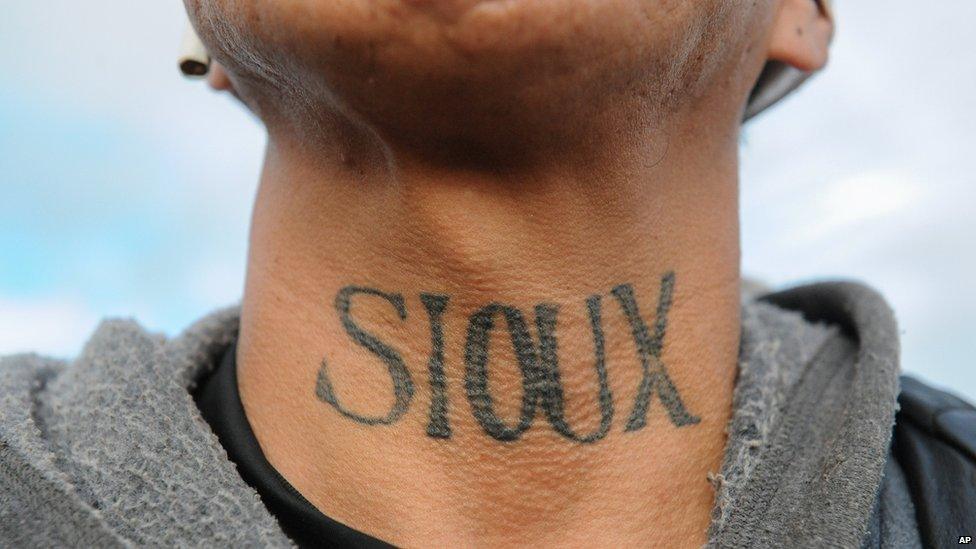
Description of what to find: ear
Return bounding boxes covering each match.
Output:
[207,63,234,92]
[767,0,834,72]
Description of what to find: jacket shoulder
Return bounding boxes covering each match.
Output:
[0,353,132,547]
[892,376,976,547]
[0,351,65,368]
[0,352,66,399]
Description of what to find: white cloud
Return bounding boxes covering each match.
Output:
[187,257,247,310]
[787,170,923,244]
[0,296,100,358]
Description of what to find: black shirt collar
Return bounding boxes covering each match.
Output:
[194,342,394,549]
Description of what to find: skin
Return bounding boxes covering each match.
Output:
[185,0,832,546]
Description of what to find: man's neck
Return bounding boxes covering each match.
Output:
[237,118,742,547]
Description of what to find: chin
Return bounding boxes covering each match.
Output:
[190,0,756,152]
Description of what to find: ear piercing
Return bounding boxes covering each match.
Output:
[817,0,834,21]
[178,22,210,78]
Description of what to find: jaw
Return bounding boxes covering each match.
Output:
[192,0,768,165]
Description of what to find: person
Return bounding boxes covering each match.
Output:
[1,0,973,547]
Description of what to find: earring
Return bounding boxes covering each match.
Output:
[178,22,210,78]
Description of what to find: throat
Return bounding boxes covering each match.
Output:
[235,141,741,547]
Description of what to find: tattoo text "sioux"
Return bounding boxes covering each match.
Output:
[315,272,700,444]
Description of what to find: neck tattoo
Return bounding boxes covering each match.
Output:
[314,272,700,444]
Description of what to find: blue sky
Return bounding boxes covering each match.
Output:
[2,1,974,396]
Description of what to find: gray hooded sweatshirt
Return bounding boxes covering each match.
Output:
[0,282,920,547]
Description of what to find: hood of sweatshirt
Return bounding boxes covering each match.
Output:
[0,282,905,547]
